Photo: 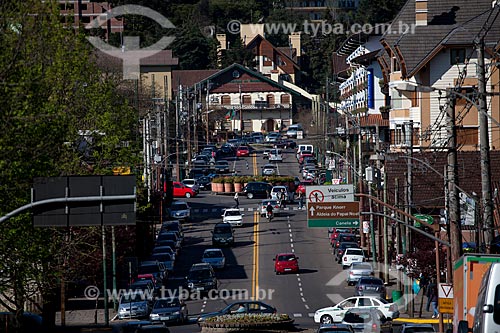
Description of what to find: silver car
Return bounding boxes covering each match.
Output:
[354,277,386,299]
[169,201,191,221]
[201,248,226,269]
[261,164,277,176]
[347,262,374,285]
[260,199,281,217]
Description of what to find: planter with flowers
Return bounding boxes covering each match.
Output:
[211,177,224,193]
[223,177,234,193]
[199,313,294,332]
[233,176,243,193]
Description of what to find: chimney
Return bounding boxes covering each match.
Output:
[216,34,227,68]
[289,32,302,58]
[415,0,428,26]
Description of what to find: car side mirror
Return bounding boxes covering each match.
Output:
[296,257,299,259]
[482,304,494,313]
[273,258,276,261]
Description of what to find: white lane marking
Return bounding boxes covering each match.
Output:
[290,243,294,248]
[297,277,301,282]
[301,297,307,303]
[293,313,303,318]
[300,292,304,297]
[305,305,310,310]
[308,313,315,317]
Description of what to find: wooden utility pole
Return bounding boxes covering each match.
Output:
[477,39,495,252]
[446,88,462,265]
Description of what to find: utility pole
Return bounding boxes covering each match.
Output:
[175,85,180,181]
[383,171,389,284]
[446,88,462,265]
[477,38,494,252]
[406,120,413,254]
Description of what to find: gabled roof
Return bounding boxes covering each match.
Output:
[245,34,301,70]
[172,70,219,94]
[195,63,301,96]
[380,0,499,79]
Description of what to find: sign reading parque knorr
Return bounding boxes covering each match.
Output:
[307,202,360,228]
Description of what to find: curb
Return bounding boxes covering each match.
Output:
[394,317,451,324]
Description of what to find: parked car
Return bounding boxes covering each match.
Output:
[149,297,188,324]
[354,277,386,299]
[152,246,176,261]
[316,323,355,333]
[214,160,231,173]
[172,182,196,198]
[342,248,366,269]
[197,301,277,322]
[261,164,277,176]
[236,146,250,157]
[273,253,299,274]
[196,175,212,190]
[399,323,436,333]
[212,222,234,247]
[333,233,358,249]
[118,281,155,319]
[260,199,281,217]
[335,242,361,263]
[157,232,181,250]
[313,296,399,324]
[150,253,175,273]
[341,308,393,333]
[138,261,168,285]
[330,228,355,245]
[243,182,273,199]
[222,208,244,226]
[286,124,303,138]
[268,148,283,162]
[168,201,191,222]
[185,263,218,294]
[201,248,226,269]
[251,132,264,143]
[263,148,272,159]
[181,179,200,193]
[265,132,281,142]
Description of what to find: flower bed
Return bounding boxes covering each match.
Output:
[200,313,294,330]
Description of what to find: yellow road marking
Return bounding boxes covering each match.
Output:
[252,211,259,300]
[253,153,258,176]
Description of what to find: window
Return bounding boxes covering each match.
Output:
[266,94,275,106]
[281,94,290,104]
[221,95,231,105]
[392,57,401,72]
[450,48,466,65]
[242,95,252,104]
[263,55,272,66]
[494,285,500,324]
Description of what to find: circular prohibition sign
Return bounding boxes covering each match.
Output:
[309,190,324,202]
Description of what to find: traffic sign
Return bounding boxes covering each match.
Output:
[438,283,454,314]
[306,185,354,203]
[307,202,360,228]
[438,283,453,298]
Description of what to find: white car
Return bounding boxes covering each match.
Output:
[270,186,294,203]
[259,199,281,217]
[222,208,244,226]
[268,149,283,162]
[314,296,400,324]
[286,124,303,138]
[341,248,365,269]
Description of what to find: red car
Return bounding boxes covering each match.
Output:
[299,153,314,164]
[236,146,250,157]
[296,180,313,194]
[329,228,354,246]
[273,253,299,274]
[173,181,196,198]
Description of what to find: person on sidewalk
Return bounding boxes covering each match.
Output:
[234,192,239,209]
[426,278,436,312]
[298,192,305,210]
[430,283,439,318]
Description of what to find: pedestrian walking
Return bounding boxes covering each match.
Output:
[298,192,305,210]
[280,188,287,208]
[429,281,439,318]
[426,278,436,312]
[234,192,239,209]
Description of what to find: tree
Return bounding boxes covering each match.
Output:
[171,23,218,70]
[355,0,407,25]
[0,1,139,329]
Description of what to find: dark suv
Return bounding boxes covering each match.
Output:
[243,182,273,199]
[212,223,234,246]
[185,263,218,294]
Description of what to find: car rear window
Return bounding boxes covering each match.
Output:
[340,235,356,242]
[346,249,363,256]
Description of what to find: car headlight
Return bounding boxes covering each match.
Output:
[188,282,194,288]
[150,313,159,319]
[173,311,180,315]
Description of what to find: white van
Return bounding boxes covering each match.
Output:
[466,262,500,333]
[286,124,303,138]
[268,149,283,162]
[296,144,314,160]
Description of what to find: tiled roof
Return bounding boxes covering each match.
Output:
[140,50,179,66]
[359,114,389,127]
[172,70,219,93]
[380,0,497,78]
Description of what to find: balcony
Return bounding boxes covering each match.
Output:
[210,103,291,111]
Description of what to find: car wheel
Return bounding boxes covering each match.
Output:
[342,265,348,269]
[320,315,334,324]
[185,192,192,198]
[247,192,254,199]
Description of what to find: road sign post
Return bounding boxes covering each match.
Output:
[438,283,454,314]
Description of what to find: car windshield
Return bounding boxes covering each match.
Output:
[188,269,212,280]
[214,226,231,233]
[151,254,172,261]
[172,203,188,210]
[225,210,241,216]
[139,265,159,274]
[359,278,383,285]
[204,250,222,258]
[154,298,180,308]
[278,255,296,261]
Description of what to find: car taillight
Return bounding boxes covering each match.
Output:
[372,323,377,330]
[344,257,347,261]
[357,286,363,291]
[349,271,354,275]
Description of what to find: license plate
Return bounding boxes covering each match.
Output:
[284,268,291,271]
[366,287,377,291]
[160,316,170,320]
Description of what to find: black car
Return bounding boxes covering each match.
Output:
[197,175,212,190]
[212,222,234,246]
[316,324,355,333]
[185,263,218,294]
[197,301,277,322]
[149,297,188,324]
[243,182,273,199]
[335,241,361,262]
[214,160,230,174]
